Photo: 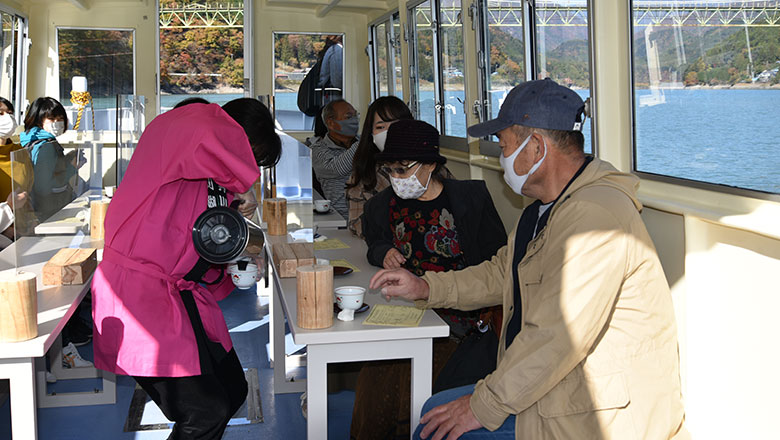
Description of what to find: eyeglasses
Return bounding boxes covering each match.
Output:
[380,161,419,176]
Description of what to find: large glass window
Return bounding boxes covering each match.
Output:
[411,0,438,128]
[535,0,591,153]
[158,0,245,111]
[440,0,466,137]
[273,33,344,131]
[375,22,390,97]
[58,28,134,130]
[392,13,404,96]
[476,0,593,154]
[632,0,780,194]
[0,10,26,119]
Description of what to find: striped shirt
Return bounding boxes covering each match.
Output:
[311,134,358,220]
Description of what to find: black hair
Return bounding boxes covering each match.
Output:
[173,97,209,109]
[347,96,413,191]
[24,97,68,132]
[0,97,14,114]
[222,98,282,168]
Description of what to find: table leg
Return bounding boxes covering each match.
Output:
[306,344,329,439]
[0,357,38,440]
[409,339,433,436]
[271,274,305,394]
[268,257,276,367]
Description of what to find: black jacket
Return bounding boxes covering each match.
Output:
[362,179,507,268]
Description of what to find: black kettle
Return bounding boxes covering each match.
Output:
[192,205,265,265]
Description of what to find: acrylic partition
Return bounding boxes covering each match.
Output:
[115,95,146,186]
[10,140,103,256]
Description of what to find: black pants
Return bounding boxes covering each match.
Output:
[134,348,247,440]
[133,289,247,440]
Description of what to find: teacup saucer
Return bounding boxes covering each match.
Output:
[313,208,332,214]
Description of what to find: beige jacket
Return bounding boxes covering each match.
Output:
[421,158,688,439]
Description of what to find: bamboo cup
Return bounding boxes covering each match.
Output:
[296,264,333,329]
[90,200,110,240]
[266,198,287,236]
[0,270,38,342]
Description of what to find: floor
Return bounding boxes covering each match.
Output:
[0,282,357,440]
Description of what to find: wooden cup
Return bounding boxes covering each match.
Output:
[90,200,110,240]
[265,198,287,236]
[296,264,334,329]
[0,270,38,342]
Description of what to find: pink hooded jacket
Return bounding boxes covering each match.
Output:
[91,104,260,377]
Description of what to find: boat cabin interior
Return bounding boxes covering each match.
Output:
[0,0,778,439]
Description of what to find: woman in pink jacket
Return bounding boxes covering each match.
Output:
[91,99,280,439]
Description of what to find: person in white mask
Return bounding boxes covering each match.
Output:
[20,97,80,221]
[355,119,506,439]
[0,96,32,248]
[345,96,414,237]
[311,99,361,220]
[369,79,688,440]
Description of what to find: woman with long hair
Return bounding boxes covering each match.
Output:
[345,96,412,237]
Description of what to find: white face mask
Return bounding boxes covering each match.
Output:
[373,130,388,151]
[500,135,547,196]
[43,120,65,137]
[0,113,17,139]
[389,164,432,200]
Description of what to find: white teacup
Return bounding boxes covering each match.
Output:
[316,258,330,266]
[314,199,331,213]
[105,186,116,198]
[335,286,365,309]
[226,262,259,289]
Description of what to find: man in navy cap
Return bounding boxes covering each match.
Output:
[370,79,688,440]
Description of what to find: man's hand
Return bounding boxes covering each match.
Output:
[383,248,406,269]
[418,394,483,440]
[369,268,430,302]
[233,190,258,218]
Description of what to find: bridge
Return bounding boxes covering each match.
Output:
[416,1,780,27]
[159,1,243,29]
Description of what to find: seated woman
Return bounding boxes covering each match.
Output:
[354,120,506,439]
[20,97,81,221]
[345,96,412,237]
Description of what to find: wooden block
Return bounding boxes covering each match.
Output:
[0,270,38,342]
[90,200,110,240]
[290,242,315,267]
[266,198,287,236]
[273,243,298,278]
[296,264,333,329]
[42,248,98,286]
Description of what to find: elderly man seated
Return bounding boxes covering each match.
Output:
[312,99,359,219]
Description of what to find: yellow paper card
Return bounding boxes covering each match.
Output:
[363,304,424,327]
[329,259,360,272]
[314,238,349,251]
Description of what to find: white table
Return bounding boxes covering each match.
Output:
[0,235,115,440]
[33,190,105,235]
[267,229,449,439]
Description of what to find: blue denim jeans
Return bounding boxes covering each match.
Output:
[413,384,516,439]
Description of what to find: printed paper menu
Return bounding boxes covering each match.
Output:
[363,304,424,327]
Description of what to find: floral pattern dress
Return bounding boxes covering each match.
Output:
[389,192,480,337]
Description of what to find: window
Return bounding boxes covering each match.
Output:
[631,0,780,195]
[410,0,438,128]
[408,0,467,143]
[273,33,344,131]
[370,11,404,99]
[535,0,591,153]
[158,0,246,111]
[476,0,593,155]
[57,28,134,129]
[0,9,26,120]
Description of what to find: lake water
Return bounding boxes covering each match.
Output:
[185,89,780,195]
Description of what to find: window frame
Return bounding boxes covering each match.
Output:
[55,26,138,110]
[627,1,780,202]
[474,0,596,158]
[369,10,402,100]
[407,0,469,150]
[0,4,27,122]
[155,0,252,115]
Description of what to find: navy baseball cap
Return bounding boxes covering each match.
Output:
[467,78,586,138]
